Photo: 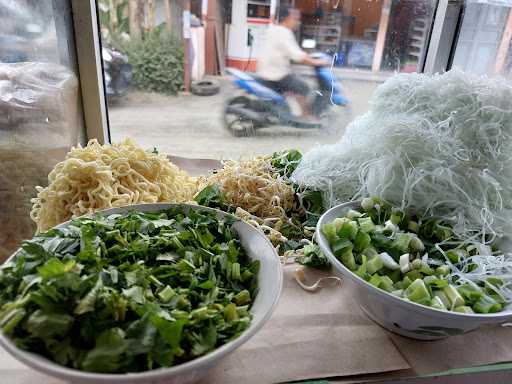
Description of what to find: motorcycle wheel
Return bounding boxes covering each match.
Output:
[223,96,256,137]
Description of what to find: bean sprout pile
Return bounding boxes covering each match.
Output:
[293,70,512,242]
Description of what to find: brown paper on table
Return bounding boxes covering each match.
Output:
[202,265,410,384]
[388,325,512,376]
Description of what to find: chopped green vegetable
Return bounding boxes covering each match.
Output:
[401,276,413,290]
[446,249,466,264]
[473,295,502,314]
[435,265,450,277]
[409,236,425,252]
[362,246,379,258]
[405,270,422,281]
[321,223,338,245]
[158,286,176,302]
[392,233,412,253]
[354,254,368,279]
[379,275,394,292]
[233,290,251,305]
[358,217,375,233]
[354,231,371,252]
[0,208,258,373]
[333,217,350,232]
[296,244,330,270]
[407,221,419,233]
[423,276,448,289]
[443,285,465,308]
[339,249,357,271]
[369,274,382,288]
[338,221,358,240]
[453,306,474,314]
[433,291,450,308]
[399,253,410,271]
[361,197,375,212]
[271,149,302,178]
[457,284,484,304]
[411,259,422,270]
[346,209,363,219]
[378,252,399,270]
[323,200,508,314]
[332,239,353,257]
[405,279,431,304]
[430,296,446,310]
[367,255,384,275]
[419,262,435,276]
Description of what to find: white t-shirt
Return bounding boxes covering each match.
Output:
[256,25,307,81]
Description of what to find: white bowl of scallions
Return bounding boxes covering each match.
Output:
[317,199,512,340]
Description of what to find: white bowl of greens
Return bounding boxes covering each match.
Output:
[317,199,512,340]
[0,203,282,383]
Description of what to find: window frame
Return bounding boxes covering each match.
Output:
[71,0,110,144]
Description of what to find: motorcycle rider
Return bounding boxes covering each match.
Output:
[256,7,329,120]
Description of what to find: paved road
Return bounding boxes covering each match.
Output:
[109,78,380,160]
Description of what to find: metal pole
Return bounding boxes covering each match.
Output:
[201,0,208,22]
[183,0,192,92]
[271,0,278,22]
[423,0,463,74]
[164,0,172,33]
[371,0,392,72]
[205,0,218,75]
[71,0,110,143]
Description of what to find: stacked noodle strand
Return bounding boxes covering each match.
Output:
[31,139,198,232]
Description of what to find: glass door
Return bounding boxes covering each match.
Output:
[451,0,512,77]
[0,0,84,261]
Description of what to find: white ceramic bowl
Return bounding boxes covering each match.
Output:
[0,203,282,383]
[317,201,512,340]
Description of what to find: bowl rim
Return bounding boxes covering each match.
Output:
[316,200,512,321]
[0,203,283,382]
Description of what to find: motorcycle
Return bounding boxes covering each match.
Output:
[223,51,349,137]
[102,46,132,101]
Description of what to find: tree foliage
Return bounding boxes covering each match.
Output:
[124,29,184,94]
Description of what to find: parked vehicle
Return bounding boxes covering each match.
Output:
[223,52,349,136]
[102,46,132,101]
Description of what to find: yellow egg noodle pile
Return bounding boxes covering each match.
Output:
[31,139,198,232]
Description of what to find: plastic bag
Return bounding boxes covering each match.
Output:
[0,62,80,261]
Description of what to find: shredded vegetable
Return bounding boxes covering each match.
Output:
[292,70,512,242]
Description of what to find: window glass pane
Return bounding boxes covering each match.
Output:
[452,1,512,77]
[100,0,435,160]
[0,0,82,261]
